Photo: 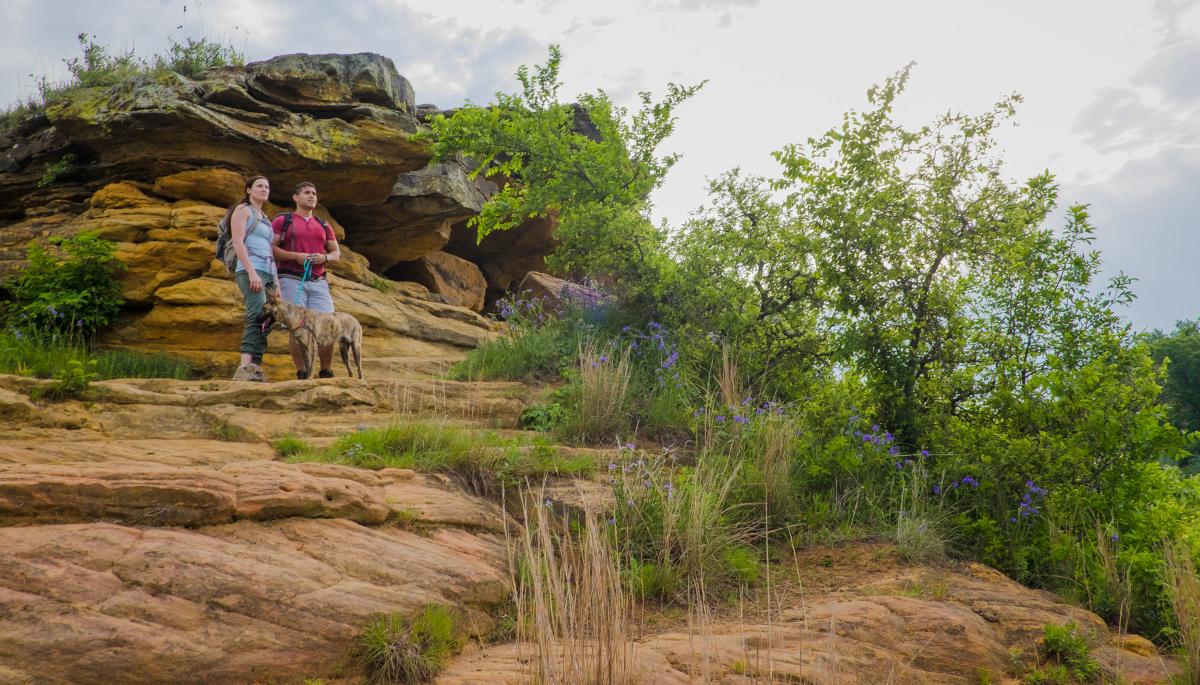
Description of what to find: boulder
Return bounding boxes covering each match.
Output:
[40,66,428,208]
[338,161,485,270]
[245,53,416,113]
[517,271,610,311]
[446,212,559,297]
[386,251,487,312]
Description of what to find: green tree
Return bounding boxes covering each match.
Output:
[427,45,701,308]
[770,65,1136,449]
[669,169,825,389]
[1146,320,1200,470]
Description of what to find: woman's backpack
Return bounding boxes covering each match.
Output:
[215,204,248,276]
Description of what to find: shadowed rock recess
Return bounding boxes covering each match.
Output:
[0,54,1182,685]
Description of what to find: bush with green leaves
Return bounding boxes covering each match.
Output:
[5,232,124,338]
[1039,622,1100,682]
[356,605,461,684]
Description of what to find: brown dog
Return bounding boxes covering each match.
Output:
[263,291,364,379]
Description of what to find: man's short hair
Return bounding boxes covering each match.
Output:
[293,181,317,195]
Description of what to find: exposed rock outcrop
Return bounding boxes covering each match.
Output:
[0,51,565,368]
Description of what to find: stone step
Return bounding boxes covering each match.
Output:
[0,460,509,530]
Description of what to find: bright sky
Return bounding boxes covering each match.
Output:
[2,0,1197,330]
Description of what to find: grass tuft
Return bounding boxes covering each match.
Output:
[285,419,594,497]
[272,435,312,457]
[356,604,461,684]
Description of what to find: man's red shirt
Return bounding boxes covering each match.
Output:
[272,213,336,278]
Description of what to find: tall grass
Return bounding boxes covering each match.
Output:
[1164,540,1200,684]
[612,448,755,599]
[284,419,594,496]
[449,297,584,382]
[509,488,637,685]
[0,331,191,380]
[556,345,633,443]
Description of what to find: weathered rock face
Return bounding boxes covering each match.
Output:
[338,161,485,270]
[1,52,566,339]
[446,212,559,303]
[517,271,610,311]
[387,251,488,312]
[244,53,416,113]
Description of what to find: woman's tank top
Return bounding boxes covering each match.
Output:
[236,206,275,274]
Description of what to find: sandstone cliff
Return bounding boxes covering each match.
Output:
[0,52,558,377]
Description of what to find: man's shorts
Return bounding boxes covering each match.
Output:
[278,276,335,313]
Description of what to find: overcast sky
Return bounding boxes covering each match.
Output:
[2,0,1196,330]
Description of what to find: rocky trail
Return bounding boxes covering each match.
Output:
[0,353,1183,685]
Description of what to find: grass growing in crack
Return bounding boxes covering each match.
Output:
[207,417,246,442]
[1037,622,1099,682]
[272,435,311,457]
[284,419,594,496]
[356,604,461,684]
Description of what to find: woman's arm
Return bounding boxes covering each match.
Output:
[231,206,263,291]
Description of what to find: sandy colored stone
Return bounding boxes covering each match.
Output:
[390,250,488,311]
[0,459,507,530]
[447,213,559,295]
[0,519,507,685]
[339,161,484,270]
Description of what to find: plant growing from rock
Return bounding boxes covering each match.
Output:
[355,604,461,684]
[4,232,124,339]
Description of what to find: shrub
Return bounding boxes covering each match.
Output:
[152,36,243,78]
[1023,665,1071,685]
[722,546,760,585]
[1040,622,1099,682]
[5,232,124,338]
[356,605,461,684]
[623,559,679,601]
[519,401,567,432]
[38,153,78,188]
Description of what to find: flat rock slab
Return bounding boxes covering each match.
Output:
[0,460,508,530]
[438,560,1179,685]
[0,519,508,685]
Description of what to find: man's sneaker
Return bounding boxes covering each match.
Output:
[232,365,257,381]
[296,370,308,380]
[318,369,334,379]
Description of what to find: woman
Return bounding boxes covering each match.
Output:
[227,175,277,382]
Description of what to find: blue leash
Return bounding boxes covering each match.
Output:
[293,259,312,305]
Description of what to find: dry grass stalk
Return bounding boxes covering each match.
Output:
[572,343,632,442]
[718,345,743,411]
[508,488,637,685]
[1164,539,1200,684]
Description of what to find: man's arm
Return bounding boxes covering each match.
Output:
[323,236,341,263]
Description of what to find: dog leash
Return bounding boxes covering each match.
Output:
[293,259,313,305]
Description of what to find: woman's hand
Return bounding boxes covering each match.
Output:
[248,272,263,293]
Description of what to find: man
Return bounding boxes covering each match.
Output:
[271,181,341,379]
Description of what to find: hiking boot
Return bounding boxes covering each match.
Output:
[248,368,265,382]
[232,365,257,382]
[318,369,334,379]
